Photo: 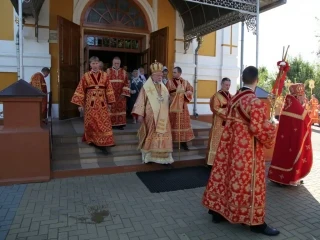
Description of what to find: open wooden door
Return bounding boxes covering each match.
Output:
[140,49,150,74]
[149,27,168,69]
[57,16,81,120]
[83,45,89,73]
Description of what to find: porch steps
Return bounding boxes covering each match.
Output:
[51,127,210,173]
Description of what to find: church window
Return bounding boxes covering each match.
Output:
[84,0,147,30]
[85,35,140,52]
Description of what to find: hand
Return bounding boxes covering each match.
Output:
[269,117,278,124]
[78,107,83,112]
[138,116,144,123]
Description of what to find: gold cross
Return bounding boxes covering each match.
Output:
[146,87,155,95]
[221,25,237,54]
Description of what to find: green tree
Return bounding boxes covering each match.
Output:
[307,64,320,99]
[257,66,275,92]
[287,55,315,84]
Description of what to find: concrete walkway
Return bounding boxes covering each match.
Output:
[1,128,320,240]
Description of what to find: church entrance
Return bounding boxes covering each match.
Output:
[82,31,148,73]
[89,50,141,72]
[57,0,168,120]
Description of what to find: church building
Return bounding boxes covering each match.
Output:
[0,0,285,120]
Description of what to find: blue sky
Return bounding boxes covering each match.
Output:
[238,0,320,72]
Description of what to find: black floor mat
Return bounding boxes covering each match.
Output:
[136,166,211,193]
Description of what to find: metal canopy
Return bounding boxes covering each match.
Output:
[169,0,286,41]
[10,0,45,40]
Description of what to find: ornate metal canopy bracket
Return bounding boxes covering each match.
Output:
[10,0,45,41]
[184,0,257,15]
[184,39,192,53]
[244,15,257,35]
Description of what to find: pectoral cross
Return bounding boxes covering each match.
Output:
[221,25,237,54]
[146,87,155,95]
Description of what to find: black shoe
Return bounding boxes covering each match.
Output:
[180,142,189,151]
[208,210,227,223]
[250,223,280,236]
[95,146,109,154]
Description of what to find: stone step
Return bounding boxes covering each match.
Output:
[52,128,210,144]
[52,145,207,162]
[51,154,206,171]
[52,136,209,155]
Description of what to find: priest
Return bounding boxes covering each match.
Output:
[29,67,50,123]
[309,94,319,125]
[107,56,130,130]
[268,83,313,186]
[132,61,174,164]
[206,77,232,166]
[71,56,116,153]
[166,67,194,150]
[202,66,279,236]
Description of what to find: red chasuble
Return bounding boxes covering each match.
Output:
[106,67,130,126]
[203,89,277,226]
[268,95,313,185]
[310,97,319,124]
[30,72,48,120]
[166,77,195,142]
[71,71,116,146]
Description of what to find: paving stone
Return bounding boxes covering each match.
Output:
[2,128,320,240]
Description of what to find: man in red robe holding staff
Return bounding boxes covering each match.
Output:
[71,56,116,154]
[268,83,313,186]
[107,57,131,130]
[202,66,280,236]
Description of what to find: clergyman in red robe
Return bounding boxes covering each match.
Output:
[71,56,116,154]
[166,67,194,150]
[309,94,319,125]
[268,83,313,186]
[106,57,130,130]
[202,66,280,236]
[29,67,50,122]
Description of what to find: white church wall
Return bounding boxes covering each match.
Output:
[174,12,240,115]
[0,0,51,115]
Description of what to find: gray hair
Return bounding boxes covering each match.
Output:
[89,56,99,63]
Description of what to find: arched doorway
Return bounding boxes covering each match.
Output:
[57,0,168,119]
[81,0,151,73]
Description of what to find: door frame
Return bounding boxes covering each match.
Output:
[80,27,149,75]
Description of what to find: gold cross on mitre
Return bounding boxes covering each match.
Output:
[221,25,237,54]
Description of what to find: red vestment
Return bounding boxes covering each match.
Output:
[71,71,116,146]
[202,89,277,226]
[309,98,319,124]
[268,95,313,185]
[106,68,130,126]
[30,72,47,120]
[166,77,195,142]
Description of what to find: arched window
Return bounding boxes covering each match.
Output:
[84,0,147,30]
